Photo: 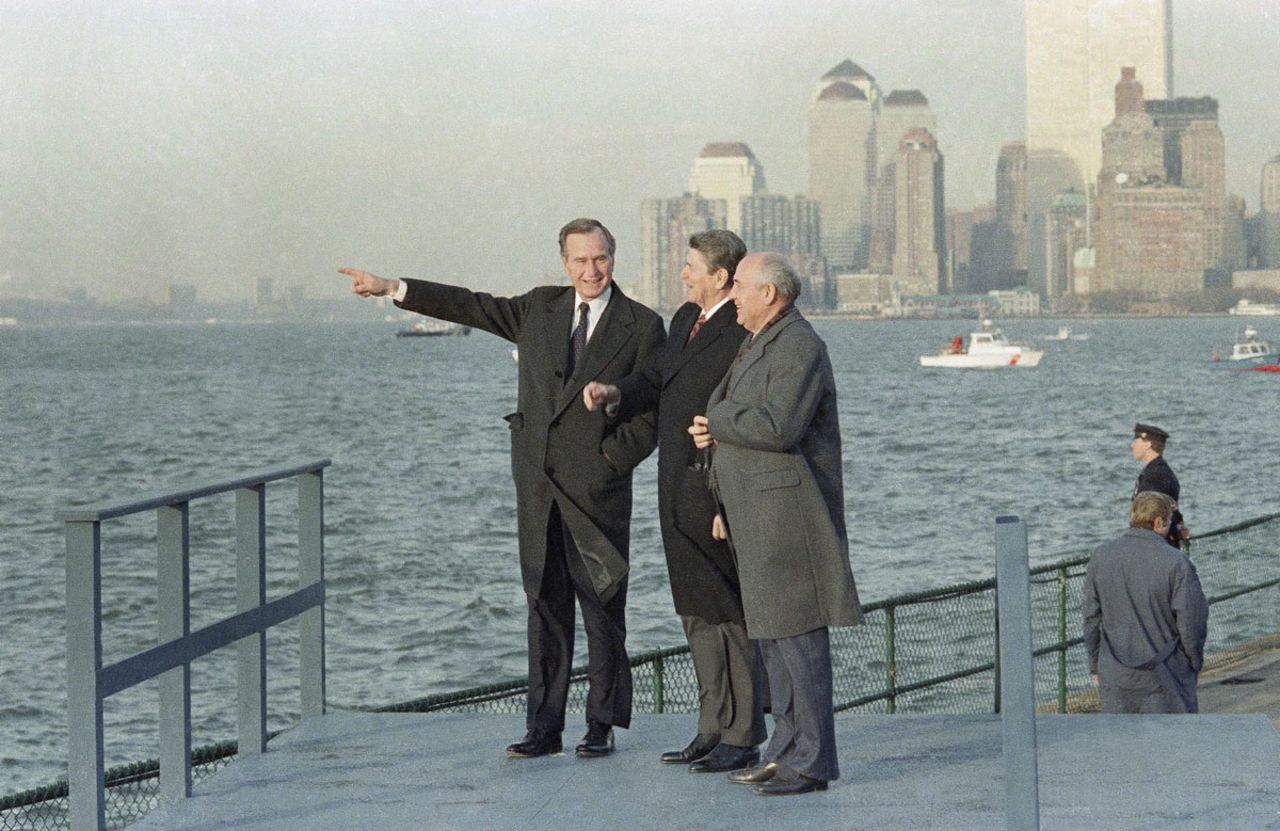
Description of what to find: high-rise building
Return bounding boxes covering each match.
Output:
[1146,96,1218,183]
[639,195,727,312]
[1262,156,1280,268]
[1180,120,1226,270]
[687,142,766,236]
[1047,192,1090,295]
[1025,0,1173,294]
[868,90,937,277]
[1223,194,1248,270]
[892,128,946,296]
[945,204,997,294]
[739,194,827,307]
[809,60,878,271]
[994,142,1029,285]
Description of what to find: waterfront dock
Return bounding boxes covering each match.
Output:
[127,710,1279,831]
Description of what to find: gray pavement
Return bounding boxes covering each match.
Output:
[130,711,1280,831]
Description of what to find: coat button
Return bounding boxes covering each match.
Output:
[545,466,555,477]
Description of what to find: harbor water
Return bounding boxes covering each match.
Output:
[1,314,1276,795]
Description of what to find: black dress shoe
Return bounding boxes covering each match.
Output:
[688,743,760,773]
[754,772,828,796]
[505,728,562,758]
[575,721,614,757]
[660,733,720,764]
[727,761,778,784]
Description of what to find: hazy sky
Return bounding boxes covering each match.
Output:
[2,0,1276,303]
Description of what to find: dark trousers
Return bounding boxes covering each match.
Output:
[758,627,839,782]
[526,503,632,733]
[682,614,766,746]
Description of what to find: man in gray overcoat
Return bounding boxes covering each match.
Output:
[1083,491,1208,713]
[689,252,862,797]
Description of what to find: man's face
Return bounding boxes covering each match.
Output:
[561,229,614,301]
[729,256,772,333]
[681,248,725,309]
[1130,435,1150,461]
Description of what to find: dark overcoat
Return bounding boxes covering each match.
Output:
[1134,455,1185,547]
[615,301,747,623]
[705,307,863,640]
[397,279,664,602]
[1082,527,1208,712]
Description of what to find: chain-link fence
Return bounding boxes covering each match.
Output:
[4,513,1276,830]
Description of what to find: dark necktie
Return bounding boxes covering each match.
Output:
[685,313,707,346]
[568,301,589,375]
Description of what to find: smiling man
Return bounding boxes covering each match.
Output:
[688,252,862,797]
[582,230,765,774]
[339,218,665,760]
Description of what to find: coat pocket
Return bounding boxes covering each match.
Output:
[752,467,799,491]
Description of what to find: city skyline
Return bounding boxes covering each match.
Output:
[2,0,1277,303]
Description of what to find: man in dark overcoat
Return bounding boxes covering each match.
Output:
[583,230,766,773]
[340,218,664,758]
[690,252,862,797]
[1083,491,1208,713]
[1130,422,1187,548]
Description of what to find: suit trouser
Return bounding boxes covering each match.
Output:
[758,627,839,782]
[526,502,632,733]
[681,614,767,747]
[1099,681,1197,714]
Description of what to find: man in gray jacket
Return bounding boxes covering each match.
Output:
[689,252,862,796]
[1083,491,1209,713]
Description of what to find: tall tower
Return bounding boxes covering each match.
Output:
[1025,0,1173,294]
[687,142,766,236]
[869,90,937,276]
[1180,120,1226,270]
[639,195,727,312]
[994,142,1029,283]
[892,128,946,296]
[1261,156,1280,268]
[809,60,878,272]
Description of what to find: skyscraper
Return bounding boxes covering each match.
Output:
[994,142,1029,285]
[1146,96,1218,184]
[739,194,828,307]
[1025,0,1173,294]
[1180,120,1226,270]
[686,142,766,236]
[869,90,937,277]
[892,128,945,296]
[809,60,878,271]
[639,195,727,312]
[1261,156,1280,268]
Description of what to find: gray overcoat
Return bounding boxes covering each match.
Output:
[1082,527,1208,712]
[397,279,664,603]
[706,307,863,640]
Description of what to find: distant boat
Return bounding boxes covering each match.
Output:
[920,321,1044,368]
[1211,326,1278,366]
[1049,325,1090,341]
[1228,299,1280,316]
[395,320,470,338]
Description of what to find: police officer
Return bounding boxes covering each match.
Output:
[1130,423,1187,548]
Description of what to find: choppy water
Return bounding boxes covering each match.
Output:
[1,315,1276,794]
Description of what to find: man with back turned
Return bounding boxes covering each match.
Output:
[583,230,766,773]
[689,252,862,796]
[339,218,664,758]
[1083,491,1208,713]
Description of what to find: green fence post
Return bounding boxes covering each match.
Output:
[1058,566,1068,713]
[653,654,665,713]
[885,606,897,714]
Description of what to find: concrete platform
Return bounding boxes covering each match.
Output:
[130,712,1280,831]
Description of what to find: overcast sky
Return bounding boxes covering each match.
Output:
[1,0,1276,303]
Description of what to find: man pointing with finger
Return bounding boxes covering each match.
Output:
[340,218,664,759]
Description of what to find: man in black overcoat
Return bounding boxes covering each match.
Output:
[340,218,664,758]
[1130,422,1187,548]
[584,230,766,773]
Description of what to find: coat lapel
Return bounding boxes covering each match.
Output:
[545,290,574,380]
[667,302,736,381]
[553,286,634,415]
[726,307,802,397]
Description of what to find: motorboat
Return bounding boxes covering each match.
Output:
[920,322,1044,368]
[1228,299,1280,316]
[1211,326,1278,365]
[1049,325,1090,341]
[395,320,470,338]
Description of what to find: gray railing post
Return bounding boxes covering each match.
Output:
[995,516,1040,831]
[66,520,105,831]
[236,486,268,755]
[298,471,326,719]
[157,504,193,801]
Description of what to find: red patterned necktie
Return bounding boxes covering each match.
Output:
[685,313,707,345]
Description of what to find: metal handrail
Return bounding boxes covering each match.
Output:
[60,459,329,831]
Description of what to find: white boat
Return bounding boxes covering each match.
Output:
[395,320,470,338]
[1228,299,1280,316]
[920,322,1044,368]
[1048,325,1090,342]
[1212,326,1278,364]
